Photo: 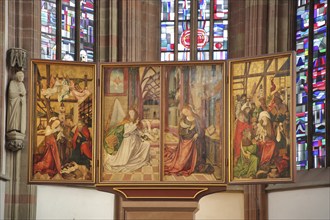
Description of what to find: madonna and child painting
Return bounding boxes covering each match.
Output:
[229,53,295,183]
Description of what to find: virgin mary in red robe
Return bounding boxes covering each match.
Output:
[164,106,199,176]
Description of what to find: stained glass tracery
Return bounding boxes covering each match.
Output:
[41,0,57,60]
[160,0,228,61]
[296,0,328,170]
[41,0,95,62]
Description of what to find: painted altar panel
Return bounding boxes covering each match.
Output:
[27,52,296,187]
[163,63,226,183]
[100,64,161,183]
[228,52,296,184]
[29,60,96,184]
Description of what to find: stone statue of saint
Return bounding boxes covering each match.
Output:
[6,71,26,135]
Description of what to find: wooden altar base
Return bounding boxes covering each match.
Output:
[96,185,227,220]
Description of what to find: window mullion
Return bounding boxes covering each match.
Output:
[190,0,197,61]
[307,0,315,169]
[75,0,81,61]
[175,0,178,61]
[210,0,215,61]
[93,0,98,62]
[326,0,330,167]
[56,0,62,60]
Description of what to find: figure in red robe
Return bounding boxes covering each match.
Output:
[256,111,276,168]
[233,109,252,165]
[34,126,62,177]
[70,121,92,168]
[164,105,199,176]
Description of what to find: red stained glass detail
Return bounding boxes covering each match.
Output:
[180,29,209,49]
[215,42,223,49]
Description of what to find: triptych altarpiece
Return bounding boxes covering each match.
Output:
[28,52,296,186]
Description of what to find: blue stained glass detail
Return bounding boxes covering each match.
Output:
[297,6,310,31]
[178,0,191,20]
[161,0,175,21]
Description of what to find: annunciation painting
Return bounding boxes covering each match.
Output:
[163,63,226,183]
[228,52,296,183]
[100,65,161,183]
[29,60,96,183]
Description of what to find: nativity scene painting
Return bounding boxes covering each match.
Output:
[229,53,295,183]
[29,61,96,183]
[100,65,161,182]
[163,64,225,183]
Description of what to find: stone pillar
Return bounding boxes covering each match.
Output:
[267,0,295,53]
[98,0,119,62]
[118,0,160,62]
[244,185,267,220]
[244,0,268,57]
[1,1,40,219]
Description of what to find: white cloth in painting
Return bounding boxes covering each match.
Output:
[58,79,70,102]
[109,99,126,127]
[41,78,61,98]
[104,122,150,173]
[71,88,91,102]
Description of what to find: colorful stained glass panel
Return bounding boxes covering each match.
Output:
[214,0,228,19]
[41,0,57,60]
[213,20,228,50]
[161,22,175,52]
[178,0,191,20]
[296,39,309,71]
[198,0,211,20]
[80,0,94,62]
[297,5,310,31]
[161,0,175,21]
[296,1,309,170]
[213,51,227,60]
[178,21,191,51]
[161,52,175,61]
[298,0,309,7]
[197,51,209,60]
[178,51,190,61]
[311,0,327,168]
[197,21,210,52]
[61,0,76,60]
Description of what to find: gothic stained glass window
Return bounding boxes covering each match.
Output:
[295,0,328,170]
[61,0,76,61]
[160,0,228,61]
[41,0,95,62]
[161,0,175,61]
[80,0,95,62]
[41,0,57,60]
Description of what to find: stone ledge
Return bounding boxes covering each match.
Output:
[266,167,330,192]
[0,174,11,181]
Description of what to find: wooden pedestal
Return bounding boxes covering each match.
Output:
[96,185,227,220]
